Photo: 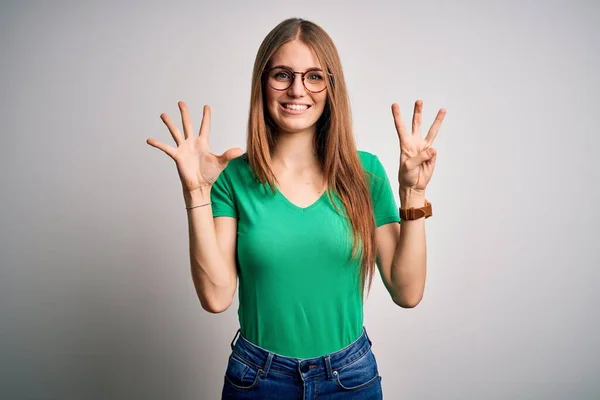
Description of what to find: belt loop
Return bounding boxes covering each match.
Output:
[324,354,334,380]
[230,328,241,350]
[260,352,274,378]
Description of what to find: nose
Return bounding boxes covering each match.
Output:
[287,73,306,97]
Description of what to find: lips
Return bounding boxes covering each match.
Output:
[283,103,311,110]
[280,103,312,115]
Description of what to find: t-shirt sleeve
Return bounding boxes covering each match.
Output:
[210,167,238,218]
[367,155,401,226]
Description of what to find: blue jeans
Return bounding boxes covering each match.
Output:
[221,327,383,399]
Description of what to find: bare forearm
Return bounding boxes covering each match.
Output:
[184,188,235,312]
[390,188,428,307]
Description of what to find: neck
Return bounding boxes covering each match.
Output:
[271,129,320,171]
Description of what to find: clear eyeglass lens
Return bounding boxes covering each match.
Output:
[267,68,326,92]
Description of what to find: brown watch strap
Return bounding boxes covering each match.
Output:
[400,200,432,220]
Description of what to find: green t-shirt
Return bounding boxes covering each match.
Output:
[210,150,400,358]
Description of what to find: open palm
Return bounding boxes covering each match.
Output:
[392,100,446,192]
[146,101,243,193]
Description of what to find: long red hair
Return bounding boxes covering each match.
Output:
[246,18,377,297]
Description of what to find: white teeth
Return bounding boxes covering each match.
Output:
[284,104,308,111]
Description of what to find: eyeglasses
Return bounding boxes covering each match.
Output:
[264,66,330,93]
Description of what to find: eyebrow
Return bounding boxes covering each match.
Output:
[270,64,323,72]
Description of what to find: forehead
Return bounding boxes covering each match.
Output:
[269,39,322,70]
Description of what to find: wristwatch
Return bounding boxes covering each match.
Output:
[400,200,432,220]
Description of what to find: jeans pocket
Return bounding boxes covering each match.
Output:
[224,354,261,391]
[333,349,380,391]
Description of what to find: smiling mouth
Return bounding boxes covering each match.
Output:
[282,103,311,111]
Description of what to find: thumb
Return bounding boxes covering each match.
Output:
[218,147,244,166]
[405,147,436,170]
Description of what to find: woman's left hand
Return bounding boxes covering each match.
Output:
[392,100,446,193]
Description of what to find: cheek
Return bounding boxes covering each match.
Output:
[314,95,328,113]
[264,86,280,104]
[265,90,282,112]
[263,91,279,119]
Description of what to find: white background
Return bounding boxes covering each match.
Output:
[1,0,599,398]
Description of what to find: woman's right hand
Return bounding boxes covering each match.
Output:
[146,101,244,194]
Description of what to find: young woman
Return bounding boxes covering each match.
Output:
[147,17,445,400]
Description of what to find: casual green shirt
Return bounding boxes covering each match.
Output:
[210,150,400,358]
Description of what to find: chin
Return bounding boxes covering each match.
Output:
[278,125,315,134]
[274,114,321,133]
[277,121,318,134]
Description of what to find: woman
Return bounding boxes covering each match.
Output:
[147,18,445,400]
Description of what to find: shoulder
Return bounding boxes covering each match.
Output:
[357,150,386,176]
[213,153,251,190]
[223,153,249,170]
[356,151,399,219]
[219,153,251,177]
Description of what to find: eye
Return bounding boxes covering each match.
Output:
[272,69,292,80]
[306,72,324,81]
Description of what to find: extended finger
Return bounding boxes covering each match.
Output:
[146,137,177,159]
[179,101,193,140]
[412,100,423,136]
[160,113,183,145]
[391,103,408,142]
[199,105,211,142]
[424,108,446,145]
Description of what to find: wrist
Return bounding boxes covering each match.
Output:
[183,186,212,207]
[399,187,426,208]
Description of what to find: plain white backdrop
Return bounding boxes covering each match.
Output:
[1,1,599,399]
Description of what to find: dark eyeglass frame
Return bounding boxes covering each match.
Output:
[263,66,332,93]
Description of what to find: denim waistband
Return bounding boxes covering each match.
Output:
[229,328,373,380]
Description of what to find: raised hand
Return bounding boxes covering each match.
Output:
[146,101,244,193]
[392,100,446,193]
